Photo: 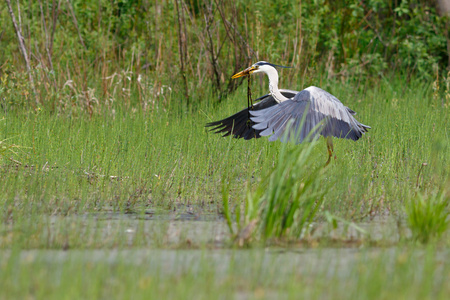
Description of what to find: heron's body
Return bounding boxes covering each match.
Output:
[206,61,370,165]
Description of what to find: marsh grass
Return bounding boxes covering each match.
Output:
[0,118,22,161]
[0,137,20,160]
[0,75,449,251]
[1,2,450,296]
[0,74,449,298]
[220,75,449,245]
[233,136,328,243]
[1,76,449,214]
[0,247,448,300]
[406,191,449,243]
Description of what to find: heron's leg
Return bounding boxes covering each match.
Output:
[325,136,334,166]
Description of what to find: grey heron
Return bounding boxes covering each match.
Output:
[206,61,371,165]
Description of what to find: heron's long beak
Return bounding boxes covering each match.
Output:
[231,66,257,79]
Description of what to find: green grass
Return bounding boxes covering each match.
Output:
[407,191,449,243]
[1,1,449,297]
[225,134,328,244]
[1,75,449,298]
[1,76,448,218]
[0,247,448,299]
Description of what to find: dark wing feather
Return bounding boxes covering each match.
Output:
[250,86,371,143]
[206,89,298,140]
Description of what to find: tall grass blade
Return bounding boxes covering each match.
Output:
[406,191,449,243]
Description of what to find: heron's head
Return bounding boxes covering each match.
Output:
[231,61,291,79]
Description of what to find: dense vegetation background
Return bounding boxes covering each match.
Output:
[1,0,449,111]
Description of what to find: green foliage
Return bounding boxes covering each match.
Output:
[0,137,20,162]
[222,135,327,244]
[1,0,449,110]
[406,191,449,243]
[0,2,449,298]
[1,75,449,221]
[243,138,327,241]
[0,118,22,162]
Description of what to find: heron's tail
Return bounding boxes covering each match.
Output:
[359,123,371,132]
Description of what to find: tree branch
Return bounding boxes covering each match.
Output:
[175,0,189,104]
[5,0,39,106]
[66,0,87,50]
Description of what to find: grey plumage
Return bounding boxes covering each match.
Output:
[205,89,298,139]
[250,86,370,143]
[206,86,370,143]
[206,61,370,148]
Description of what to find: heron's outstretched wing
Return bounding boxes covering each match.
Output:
[250,86,371,143]
[206,89,298,140]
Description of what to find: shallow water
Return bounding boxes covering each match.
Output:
[3,247,449,281]
[2,212,447,299]
[41,211,413,248]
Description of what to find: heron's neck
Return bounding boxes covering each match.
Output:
[266,68,288,103]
